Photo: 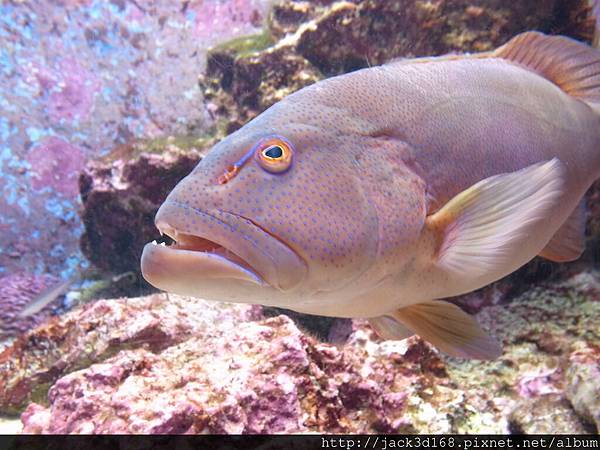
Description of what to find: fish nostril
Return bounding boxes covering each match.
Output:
[218,165,239,185]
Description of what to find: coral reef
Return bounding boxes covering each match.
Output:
[0,273,61,343]
[2,268,597,433]
[0,293,260,414]
[79,139,208,273]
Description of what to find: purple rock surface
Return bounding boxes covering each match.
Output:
[0,268,596,434]
[0,0,271,278]
[79,140,208,272]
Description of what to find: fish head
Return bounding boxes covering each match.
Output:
[140,110,395,306]
[141,84,427,312]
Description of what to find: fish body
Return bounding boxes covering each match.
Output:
[142,31,600,359]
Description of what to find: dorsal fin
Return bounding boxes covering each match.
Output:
[493,31,600,108]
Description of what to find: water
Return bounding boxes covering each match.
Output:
[0,0,598,436]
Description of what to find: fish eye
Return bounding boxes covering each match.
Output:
[255,136,293,173]
[263,145,283,159]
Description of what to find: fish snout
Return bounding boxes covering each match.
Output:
[147,200,307,291]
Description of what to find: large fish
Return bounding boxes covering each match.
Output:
[141,23,600,359]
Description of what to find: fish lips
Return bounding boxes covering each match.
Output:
[141,201,307,292]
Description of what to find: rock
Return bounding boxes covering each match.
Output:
[0,273,61,343]
[201,0,594,129]
[0,293,259,414]
[18,315,448,434]
[508,395,591,434]
[587,180,600,261]
[7,268,599,433]
[200,34,322,134]
[294,0,554,76]
[565,341,600,431]
[79,138,210,273]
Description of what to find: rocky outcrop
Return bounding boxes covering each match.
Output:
[79,139,210,273]
[202,0,595,131]
[0,292,260,414]
[565,341,600,431]
[2,268,597,433]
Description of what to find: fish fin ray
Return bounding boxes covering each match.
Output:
[494,31,600,108]
[390,301,502,360]
[539,200,587,262]
[368,316,414,341]
[426,158,566,286]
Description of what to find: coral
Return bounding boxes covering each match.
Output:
[191,0,266,41]
[0,273,61,343]
[0,294,260,414]
[41,58,101,123]
[26,137,86,197]
[79,139,209,273]
[4,268,598,433]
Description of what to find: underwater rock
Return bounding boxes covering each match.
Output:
[18,314,449,434]
[587,180,600,260]
[200,36,322,134]
[565,341,600,430]
[0,273,61,343]
[201,0,593,128]
[9,268,599,433]
[79,138,209,273]
[0,293,259,414]
[508,395,591,434]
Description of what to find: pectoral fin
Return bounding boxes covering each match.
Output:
[368,316,414,341]
[390,301,502,360]
[425,158,566,294]
[539,200,586,262]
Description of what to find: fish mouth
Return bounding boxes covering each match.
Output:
[141,201,307,293]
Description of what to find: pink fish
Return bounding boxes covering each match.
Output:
[142,18,600,359]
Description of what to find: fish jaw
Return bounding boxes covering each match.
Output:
[140,200,308,298]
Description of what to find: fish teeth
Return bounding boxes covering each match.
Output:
[152,240,158,245]
[160,242,166,246]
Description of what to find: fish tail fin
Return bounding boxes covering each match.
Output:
[494,31,600,113]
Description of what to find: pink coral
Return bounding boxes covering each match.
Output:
[517,368,562,398]
[192,0,264,41]
[24,58,100,123]
[26,137,85,197]
[48,58,100,123]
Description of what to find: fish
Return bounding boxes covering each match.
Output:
[141,16,600,359]
[17,275,78,318]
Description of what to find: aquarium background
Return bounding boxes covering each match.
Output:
[0,0,599,436]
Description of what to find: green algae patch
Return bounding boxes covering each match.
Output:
[211,29,275,59]
[101,134,216,164]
